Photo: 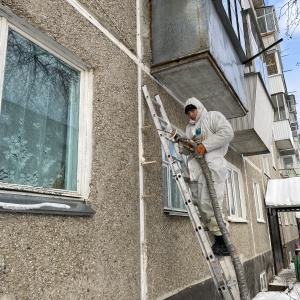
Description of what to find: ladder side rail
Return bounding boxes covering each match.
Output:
[154,94,190,178]
[142,86,234,300]
[170,162,232,296]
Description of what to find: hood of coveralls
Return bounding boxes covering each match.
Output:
[185,97,207,124]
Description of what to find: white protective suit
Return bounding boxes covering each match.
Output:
[185,97,234,236]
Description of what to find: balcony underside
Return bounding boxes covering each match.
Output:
[274,120,295,154]
[276,140,295,155]
[230,129,270,156]
[151,53,247,119]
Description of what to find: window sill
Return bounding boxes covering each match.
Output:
[0,192,95,216]
[228,217,248,223]
[257,219,266,224]
[164,208,188,217]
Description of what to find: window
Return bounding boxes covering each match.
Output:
[162,138,187,214]
[270,145,276,170]
[256,6,276,34]
[259,271,268,292]
[0,12,93,215]
[283,156,294,169]
[266,53,278,75]
[221,0,245,50]
[272,94,289,121]
[262,155,270,177]
[225,163,246,221]
[253,180,264,222]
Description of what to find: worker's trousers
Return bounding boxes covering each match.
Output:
[189,171,227,236]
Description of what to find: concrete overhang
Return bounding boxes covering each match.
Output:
[151,53,247,119]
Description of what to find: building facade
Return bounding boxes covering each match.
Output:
[0,0,299,299]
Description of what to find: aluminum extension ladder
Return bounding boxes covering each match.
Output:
[142,85,238,300]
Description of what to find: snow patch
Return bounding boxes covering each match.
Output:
[0,202,71,210]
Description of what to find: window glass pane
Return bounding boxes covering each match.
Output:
[0,29,80,190]
[229,1,238,37]
[170,169,184,209]
[257,17,267,34]
[266,13,275,32]
[226,169,236,216]
[162,165,169,207]
[266,53,278,75]
[233,170,242,217]
[256,8,264,17]
[222,0,229,16]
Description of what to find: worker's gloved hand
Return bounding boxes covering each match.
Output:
[197,143,206,155]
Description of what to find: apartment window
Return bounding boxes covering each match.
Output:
[222,0,245,49]
[271,94,289,121]
[283,156,294,169]
[266,53,278,75]
[256,6,276,34]
[225,163,246,221]
[262,155,270,177]
[162,140,187,214]
[259,271,268,292]
[0,13,93,214]
[253,180,264,222]
[270,145,276,169]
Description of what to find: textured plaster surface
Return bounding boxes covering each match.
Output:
[142,76,211,300]
[78,0,137,53]
[0,1,140,299]
[226,149,255,260]
[243,158,271,255]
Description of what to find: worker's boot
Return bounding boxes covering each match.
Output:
[212,235,230,256]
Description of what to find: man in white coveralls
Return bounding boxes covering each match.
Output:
[184,97,234,256]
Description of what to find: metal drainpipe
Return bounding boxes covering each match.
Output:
[278,213,290,268]
[136,0,148,299]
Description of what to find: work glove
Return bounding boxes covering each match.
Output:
[196,143,206,155]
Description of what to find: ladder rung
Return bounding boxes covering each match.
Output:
[151,97,161,107]
[142,160,157,165]
[157,116,168,124]
[143,194,155,198]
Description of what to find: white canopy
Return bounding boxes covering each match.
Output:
[265,177,300,209]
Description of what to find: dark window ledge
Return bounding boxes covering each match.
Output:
[0,192,95,216]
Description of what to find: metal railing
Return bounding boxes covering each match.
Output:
[279,168,300,178]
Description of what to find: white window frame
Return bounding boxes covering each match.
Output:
[262,154,270,178]
[259,271,268,292]
[253,180,265,222]
[226,162,247,222]
[270,145,276,170]
[256,6,277,35]
[0,11,93,204]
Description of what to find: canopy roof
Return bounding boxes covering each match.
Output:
[265,177,300,211]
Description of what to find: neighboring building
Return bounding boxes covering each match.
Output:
[0,1,299,300]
